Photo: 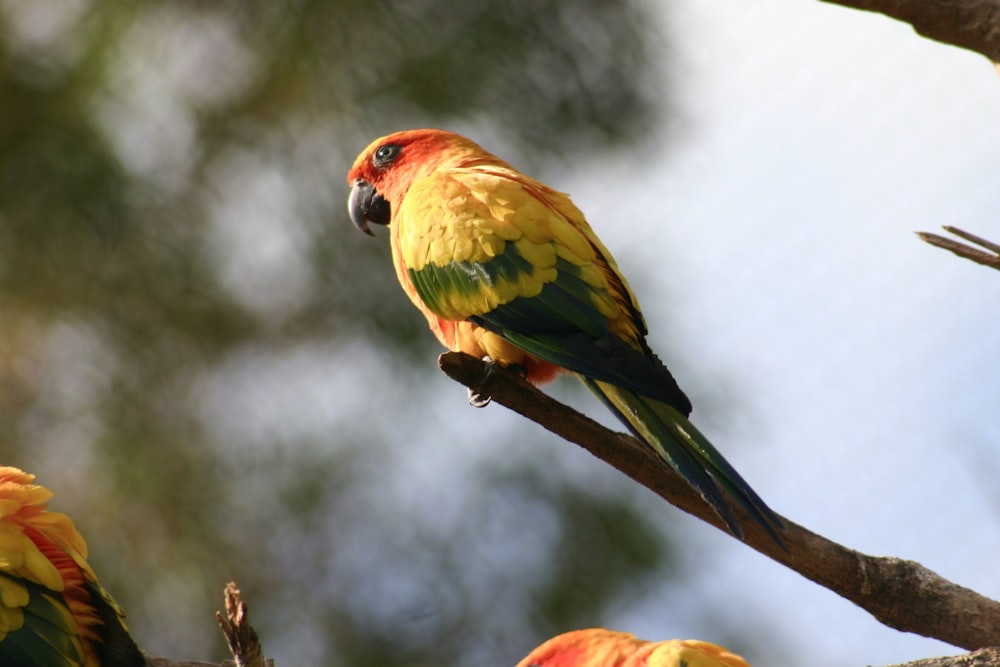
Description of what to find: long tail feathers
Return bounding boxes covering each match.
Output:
[582,378,786,547]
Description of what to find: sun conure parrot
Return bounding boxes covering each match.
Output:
[516,628,752,667]
[0,466,144,667]
[347,128,783,543]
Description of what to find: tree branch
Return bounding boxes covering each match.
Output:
[819,0,1000,62]
[917,226,1000,271]
[884,648,1000,667]
[438,351,1000,652]
[144,658,224,667]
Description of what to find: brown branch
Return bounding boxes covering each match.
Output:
[144,658,226,667]
[438,351,1000,652]
[917,226,1000,271]
[819,0,1000,62]
[884,647,1000,667]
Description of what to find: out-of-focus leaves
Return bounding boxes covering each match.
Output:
[0,1,688,665]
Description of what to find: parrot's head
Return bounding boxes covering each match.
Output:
[346,128,504,236]
[515,629,635,667]
[516,630,749,667]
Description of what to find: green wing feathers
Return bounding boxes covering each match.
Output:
[470,279,784,543]
[409,234,694,414]
[583,379,784,544]
[86,578,145,667]
[0,576,86,667]
[0,573,143,667]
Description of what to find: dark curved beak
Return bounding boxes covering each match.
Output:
[348,179,391,237]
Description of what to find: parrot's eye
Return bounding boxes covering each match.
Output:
[373,143,401,167]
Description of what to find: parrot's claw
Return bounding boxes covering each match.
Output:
[467,358,528,407]
[468,388,491,408]
[468,356,498,407]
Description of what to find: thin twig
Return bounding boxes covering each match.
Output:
[917,226,1000,271]
[216,582,272,667]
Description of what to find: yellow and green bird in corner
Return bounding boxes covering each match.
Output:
[516,628,752,667]
[0,466,143,667]
[347,129,783,544]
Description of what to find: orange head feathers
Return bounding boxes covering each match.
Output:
[346,129,512,236]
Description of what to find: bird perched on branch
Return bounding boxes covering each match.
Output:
[347,129,782,543]
[516,628,752,667]
[0,466,143,667]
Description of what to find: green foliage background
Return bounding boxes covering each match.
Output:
[0,2,753,664]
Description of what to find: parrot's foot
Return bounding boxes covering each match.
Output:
[468,356,498,407]
[467,357,527,407]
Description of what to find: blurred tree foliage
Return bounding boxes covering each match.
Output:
[0,1,694,664]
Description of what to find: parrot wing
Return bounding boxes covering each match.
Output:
[0,575,89,666]
[399,167,693,415]
[397,167,784,544]
[0,467,144,667]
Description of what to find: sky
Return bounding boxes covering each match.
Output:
[546,1,1000,665]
